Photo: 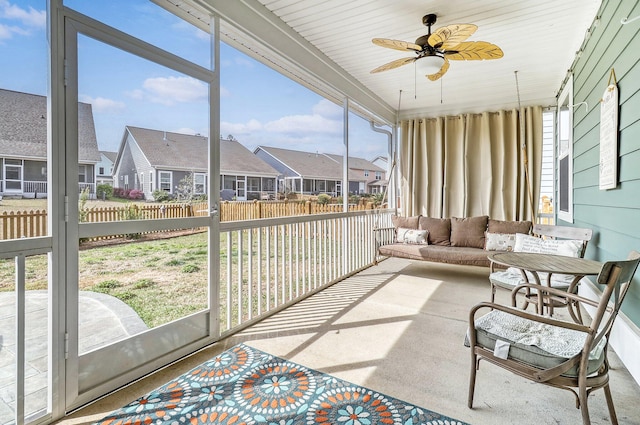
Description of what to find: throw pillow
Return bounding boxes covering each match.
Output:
[418,216,451,246]
[487,219,532,235]
[391,215,419,230]
[450,216,489,249]
[396,228,428,244]
[514,233,583,257]
[484,232,517,251]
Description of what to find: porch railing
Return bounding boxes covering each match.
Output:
[219,209,393,335]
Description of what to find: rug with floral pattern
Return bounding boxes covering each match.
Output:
[95,343,469,425]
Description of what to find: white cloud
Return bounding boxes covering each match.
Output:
[264,113,341,134]
[125,89,145,100]
[0,1,46,28]
[142,76,208,105]
[80,95,126,113]
[312,98,342,119]
[220,119,263,135]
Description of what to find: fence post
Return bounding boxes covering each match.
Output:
[305,200,312,215]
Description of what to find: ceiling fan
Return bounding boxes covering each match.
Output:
[370,13,503,81]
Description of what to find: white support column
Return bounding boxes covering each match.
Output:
[47,0,67,420]
[342,98,349,272]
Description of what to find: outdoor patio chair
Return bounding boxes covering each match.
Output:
[489,224,593,314]
[467,250,640,425]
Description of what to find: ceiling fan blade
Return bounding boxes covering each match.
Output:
[428,24,477,49]
[372,38,422,52]
[426,58,450,81]
[370,56,416,73]
[444,41,504,60]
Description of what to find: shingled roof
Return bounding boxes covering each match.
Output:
[124,126,278,176]
[256,146,375,181]
[0,88,101,162]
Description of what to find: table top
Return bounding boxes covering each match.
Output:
[487,252,603,276]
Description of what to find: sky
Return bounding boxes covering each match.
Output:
[0,0,389,161]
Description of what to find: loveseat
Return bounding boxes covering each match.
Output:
[374,215,533,267]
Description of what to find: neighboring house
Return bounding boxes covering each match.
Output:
[370,155,389,194]
[0,88,101,198]
[325,153,386,194]
[112,126,279,200]
[254,146,385,196]
[96,151,117,186]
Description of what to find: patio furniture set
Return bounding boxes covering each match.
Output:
[376,215,640,425]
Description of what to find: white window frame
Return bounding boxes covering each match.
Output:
[557,75,573,223]
[78,164,87,183]
[159,170,172,192]
[140,172,144,192]
[194,172,206,194]
[149,171,153,192]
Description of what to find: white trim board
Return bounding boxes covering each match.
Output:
[579,279,640,386]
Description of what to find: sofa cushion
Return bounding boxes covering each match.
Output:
[418,216,451,246]
[514,233,582,257]
[450,216,489,249]
[488,219,532,235]
[391,215,419,230]
[396,228,428,245]
[378,244,491,267]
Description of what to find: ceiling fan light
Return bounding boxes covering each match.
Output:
[415,55,444,75]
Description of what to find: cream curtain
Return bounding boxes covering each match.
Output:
[399,106,542,221]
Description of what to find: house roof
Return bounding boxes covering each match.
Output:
[256,145,372,181]
[125,126,278,176]
[100,150,117,163]
[0,88,101,163]
[324,153,384,173]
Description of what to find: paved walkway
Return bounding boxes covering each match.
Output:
[0,291,147,425]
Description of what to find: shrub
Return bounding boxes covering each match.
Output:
[128,189,144,200]
[317,193,331,205]
[96,184,113,200]
[152,189,171,202]
[119,203,142,239]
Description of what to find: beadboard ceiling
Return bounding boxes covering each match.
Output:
[162,0,602,122]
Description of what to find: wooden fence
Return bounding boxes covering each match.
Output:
[0,200,375,240]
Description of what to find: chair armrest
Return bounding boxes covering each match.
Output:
[510,283,601,311]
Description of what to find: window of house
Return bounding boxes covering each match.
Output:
[78,165,87,183]
[194,173,206,194]
[149,171,153,192]
[159,171,172,192]
[124,175,129,190]
[99,167,105,175]
[247,177,260,191]
[375,171,381,180]
[140,173,144,192]
[557,76,573,223]
[364,170,369,177]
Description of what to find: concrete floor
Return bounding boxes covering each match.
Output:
[57,257,640,425]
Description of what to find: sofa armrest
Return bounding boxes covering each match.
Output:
[373,226,396,251]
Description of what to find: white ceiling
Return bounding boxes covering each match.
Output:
[166,0,602,122]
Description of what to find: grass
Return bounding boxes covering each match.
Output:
[1,226,341,332]
[0,232,209,328]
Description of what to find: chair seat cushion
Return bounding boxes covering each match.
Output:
[490,268,576,290]
[468,310,606,376]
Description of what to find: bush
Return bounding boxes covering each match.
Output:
[96,184,113,200]
[153,189,171,202]
[128,189,144,200]
[317,193,331,205]
[181,264,200,273]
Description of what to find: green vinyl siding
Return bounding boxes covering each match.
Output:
[562,0,640,324]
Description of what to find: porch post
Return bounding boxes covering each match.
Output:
[343,97,349,273]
